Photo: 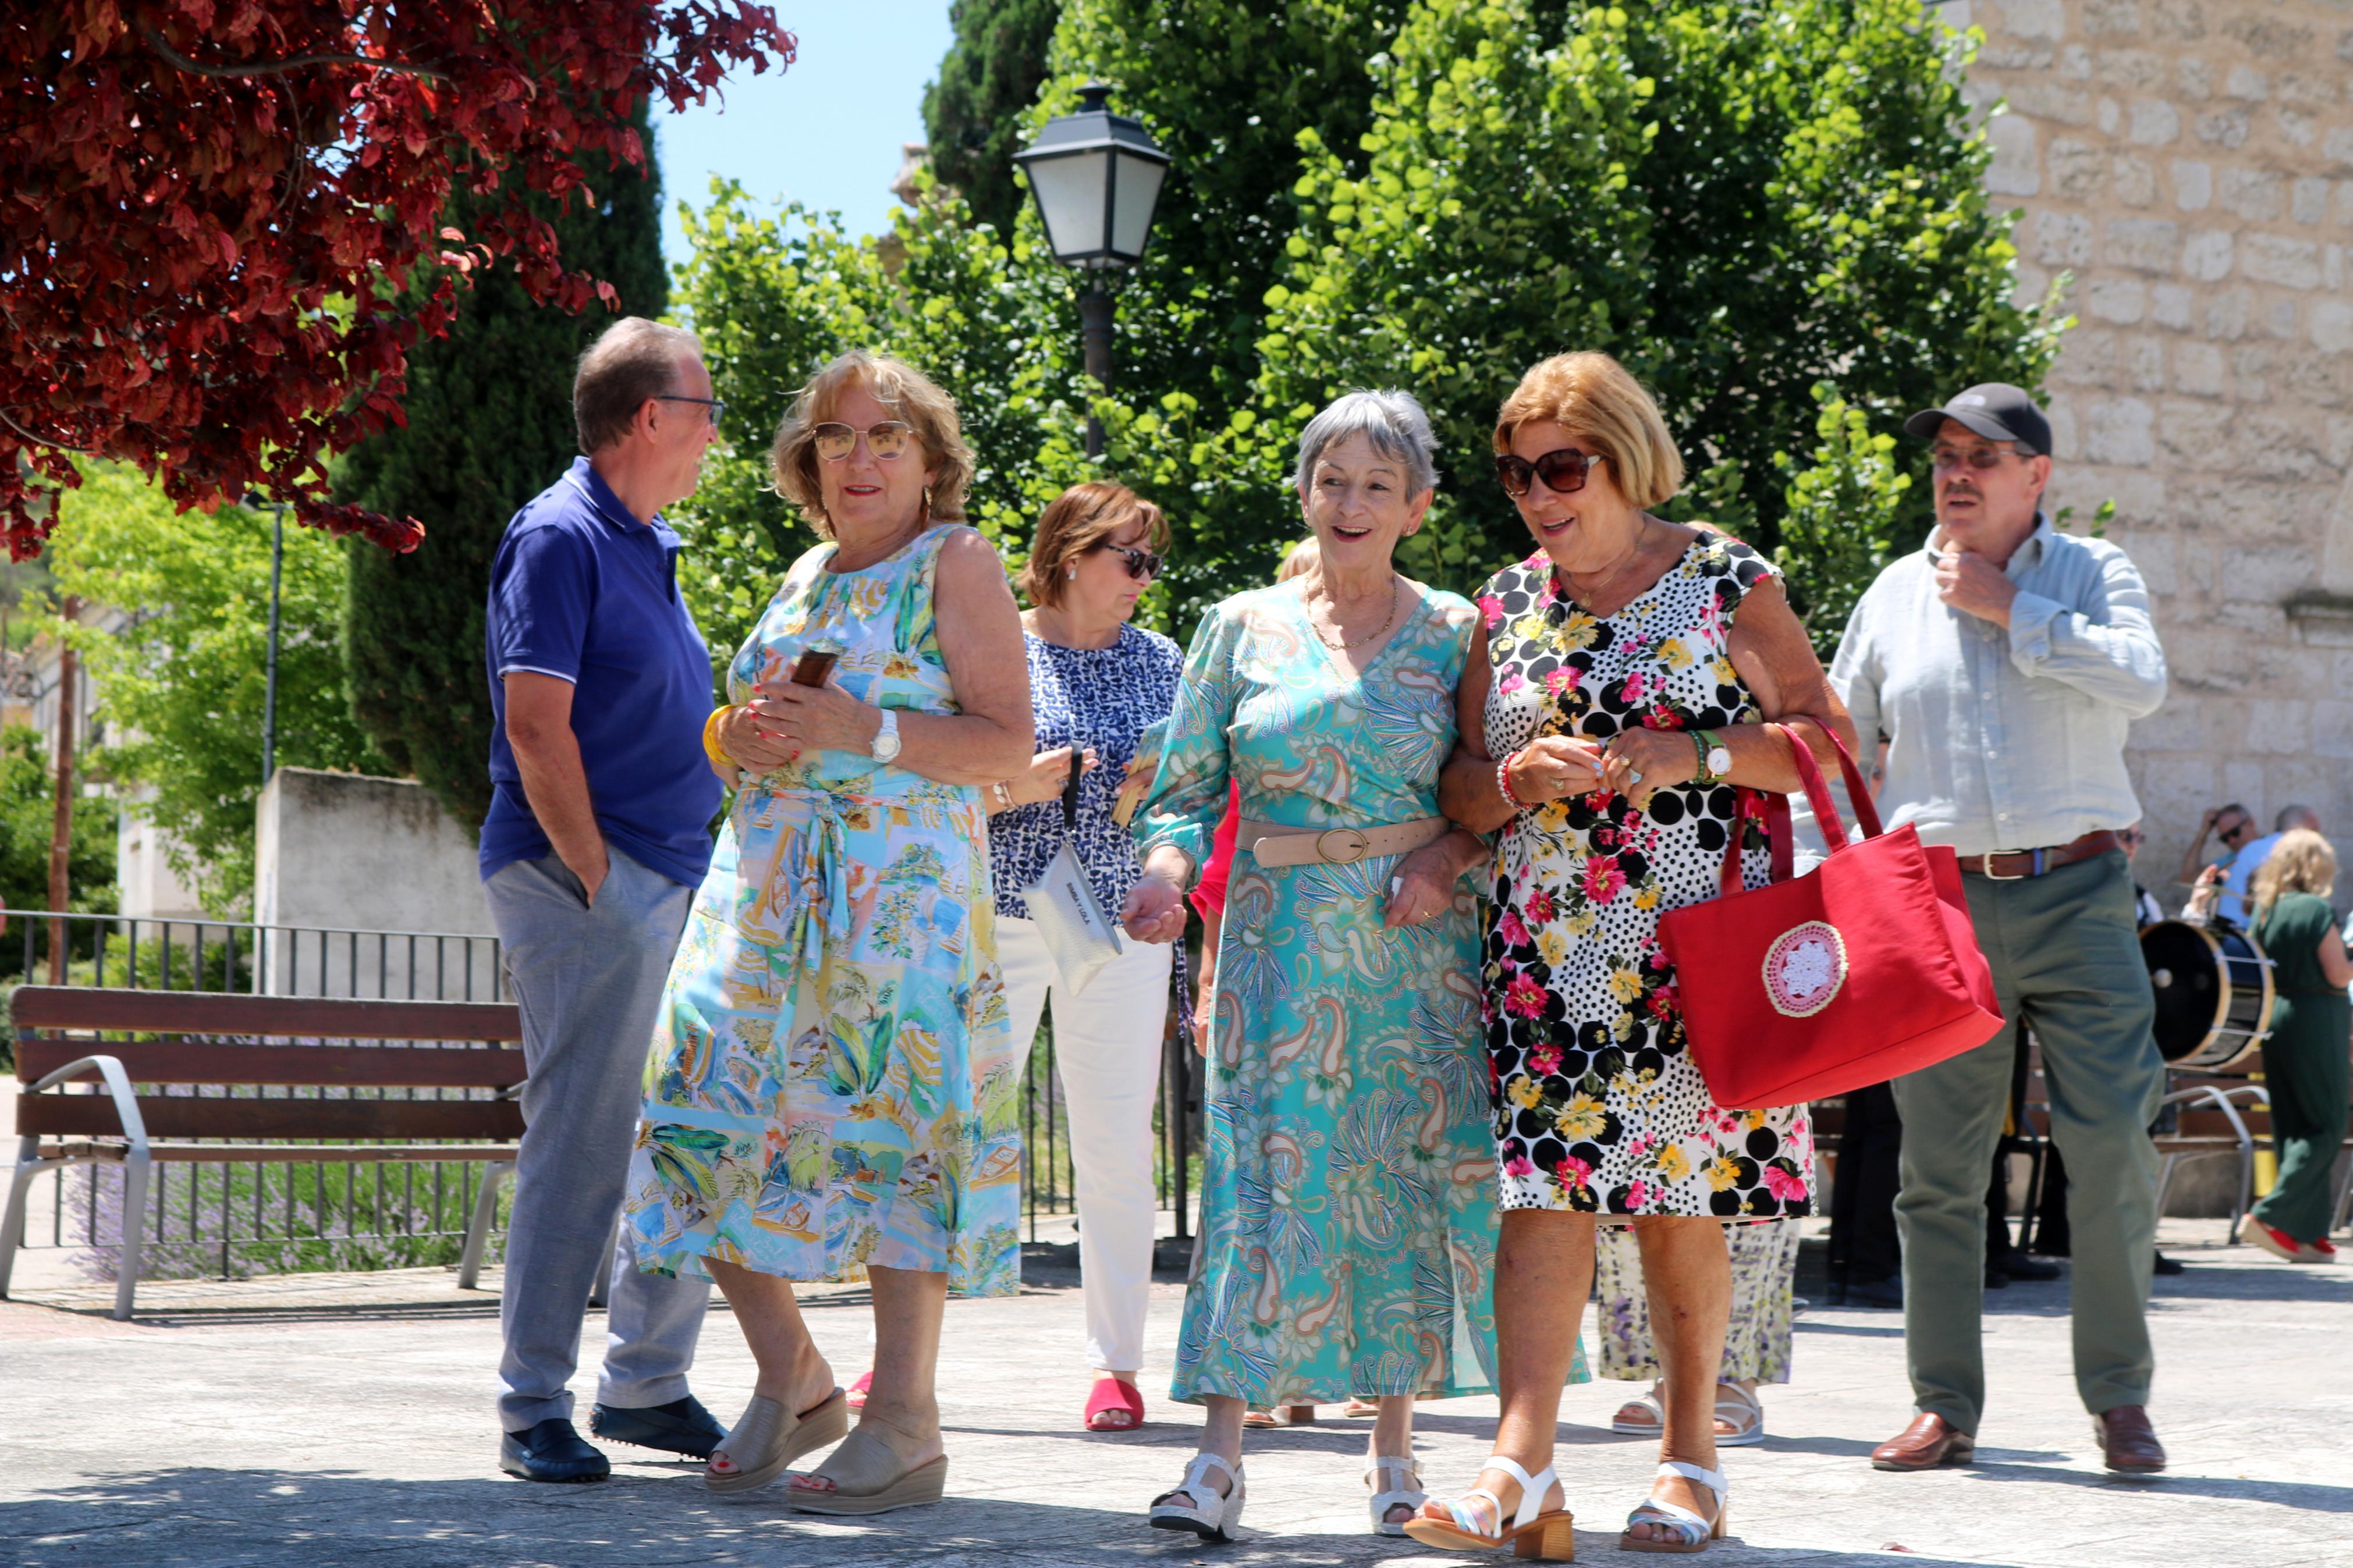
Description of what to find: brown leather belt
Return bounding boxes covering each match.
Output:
[1957,829,2123,880]
[1238,816,1450,869]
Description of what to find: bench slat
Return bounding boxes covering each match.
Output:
[17,1039,526,1089]
[15,1094,524,1142]
[9,987,520,1042]
[36,1142,516,1164]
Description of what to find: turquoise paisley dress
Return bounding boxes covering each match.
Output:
[623,525,1021,1296]
[1141,581,1582,1405]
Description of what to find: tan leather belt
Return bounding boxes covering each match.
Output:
[1957,829,2123,880]
[1239,816,1450,869]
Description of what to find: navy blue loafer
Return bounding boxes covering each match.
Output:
[590,1394,727,1460]
[500,1418,611,1483]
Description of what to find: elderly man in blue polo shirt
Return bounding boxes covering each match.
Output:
[480,316,727,1482]
[1822,385,2173,1478]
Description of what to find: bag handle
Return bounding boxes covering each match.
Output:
[1062,746,1083,833]
[1711,720,1878,894]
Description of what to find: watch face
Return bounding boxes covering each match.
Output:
[1708,746,1733,776]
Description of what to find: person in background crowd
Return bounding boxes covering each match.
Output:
[1597,1221,1800,1448]
[2183,804,2319,927]
[1126,390,1507,1541]
[979,480,1184,1434]
[1826,1083,1904,1309]
[1833,382,2170,1478]
[2190,830,2351,1262]
[480,316,728,1484]
[2176,803,2258,921]
[626,350,1032,1514]
[2121,824,2166,926]
[1418,352,1843,1557]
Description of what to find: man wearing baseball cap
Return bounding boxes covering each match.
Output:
[1814,383,2173,1475]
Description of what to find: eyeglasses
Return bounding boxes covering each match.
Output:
[812,420,915,461]
[1495,447,1600,499]
[1094,542,1164,581]
[655,394,725,428]
[1930,444,2031,472]
[2219,819,2254,844]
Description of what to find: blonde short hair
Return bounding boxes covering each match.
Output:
[770,351,974,539]
[1017,481,1169,607]
[1276,535,1319,582]
[1492,352,1684,509]
[2251,828,2337,921]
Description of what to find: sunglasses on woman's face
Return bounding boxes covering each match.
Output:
[1495,446,1600,499]
[1095,542,1164,581]
[812,420,915,461]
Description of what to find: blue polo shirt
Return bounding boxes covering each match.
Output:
[479,457,723,888]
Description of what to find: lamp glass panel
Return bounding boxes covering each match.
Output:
[1027,148,1111,259]
[1108,152,1167,261]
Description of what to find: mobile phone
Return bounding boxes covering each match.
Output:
[789,649,838,687]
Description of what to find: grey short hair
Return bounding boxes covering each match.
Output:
[2276,803,2320,832]
[1291,389,1439,497]
[573,317,704,454]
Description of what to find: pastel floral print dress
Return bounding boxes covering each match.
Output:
[624,525,1021,1296]
[1477,534,1813,1221]
[1140,582,1584,1406]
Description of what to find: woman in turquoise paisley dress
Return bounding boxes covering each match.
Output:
[1123,391,1572,1542]
[623,352,1033,1516]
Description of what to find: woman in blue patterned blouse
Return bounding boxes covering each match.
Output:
[985,481,1185,1434]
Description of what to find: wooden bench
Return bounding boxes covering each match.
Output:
[1,987,525,1320]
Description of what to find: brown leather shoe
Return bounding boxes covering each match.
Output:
[2095,1405,2166,1474]
[1870,1412,1976,1471]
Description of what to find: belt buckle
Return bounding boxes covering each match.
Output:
[1316,827,1371,865]
[1981,849,2026,881]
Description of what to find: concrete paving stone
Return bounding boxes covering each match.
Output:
[2,1221,2349,1567]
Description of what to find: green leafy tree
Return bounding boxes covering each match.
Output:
[48,464,386,913]
[0,725,115,918]
[924,0,1064,236]
[338,109,671,834]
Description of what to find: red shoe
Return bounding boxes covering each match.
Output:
[846,1370,873,1411]
[1084,1375,1144,1432]
[2237,1215,2304,1261]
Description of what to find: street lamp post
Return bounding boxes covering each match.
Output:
[1013,83,1172,457]
[262,499,283,784]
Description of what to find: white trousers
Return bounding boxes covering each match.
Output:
[996,913,1173,1374]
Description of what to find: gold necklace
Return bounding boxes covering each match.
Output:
[1309,575,1400,652]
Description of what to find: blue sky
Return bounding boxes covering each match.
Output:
[653,5,960,264]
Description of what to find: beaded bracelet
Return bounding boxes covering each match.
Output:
[1496,748,1531,812]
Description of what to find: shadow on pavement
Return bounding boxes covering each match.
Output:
[1957,1459,2353,1513]
[6,1464,2063,1568]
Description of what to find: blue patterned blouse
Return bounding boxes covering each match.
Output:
[991,623,1185,921]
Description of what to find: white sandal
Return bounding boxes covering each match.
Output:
[1148,1450,1245,1541]
[1713,1382,1765,1447]
[1619,1460,1728,1553]
[1365,1455,1426,1537]
[1401,1453,1576,1560]
[1611,1381,1667,1437]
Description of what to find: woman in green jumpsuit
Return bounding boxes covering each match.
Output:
[2244,830,2352,1259]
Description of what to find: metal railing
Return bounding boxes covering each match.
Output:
[6,909,1199,1279]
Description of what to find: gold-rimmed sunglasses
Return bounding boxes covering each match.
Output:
[812,420,917,461]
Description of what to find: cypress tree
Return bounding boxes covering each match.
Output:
[339,110,668,833]
[923,0,1062,236]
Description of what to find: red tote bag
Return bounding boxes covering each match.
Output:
[1655,724,2003,1109]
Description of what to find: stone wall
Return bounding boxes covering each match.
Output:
[1955,0,2352,905]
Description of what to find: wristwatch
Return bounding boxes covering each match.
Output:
[1692,729,1732,785]
[870,709,902,765]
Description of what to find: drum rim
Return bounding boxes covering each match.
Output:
[2142,919,2276,1070]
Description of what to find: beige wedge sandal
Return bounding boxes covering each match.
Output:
[784,1427,949,1516]
[702,1388,849,1495]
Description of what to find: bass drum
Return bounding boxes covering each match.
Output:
[2141,919,2274,1073]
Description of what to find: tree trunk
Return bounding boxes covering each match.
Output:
[47,594,79,984]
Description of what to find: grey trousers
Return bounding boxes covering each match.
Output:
[1891,849,2163,1434]
[483,844,711,1431]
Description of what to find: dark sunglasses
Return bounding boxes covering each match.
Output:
[2219,818,2254,843]
[1094,542,1164,581]
[1495,446,1601,499]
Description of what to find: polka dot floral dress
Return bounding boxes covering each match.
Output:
[1477,532,1813,1220]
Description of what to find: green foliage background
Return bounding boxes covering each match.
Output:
[338,105,672,834]
[48,464,385,913]
[0,724,115,918]
[924,0,1062,237]
[679,0,2063,659]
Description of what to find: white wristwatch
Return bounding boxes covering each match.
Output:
[1705,740,1733,780]
[869,709,902,764]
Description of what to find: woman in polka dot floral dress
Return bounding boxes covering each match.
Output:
[1407,354,1857,1562]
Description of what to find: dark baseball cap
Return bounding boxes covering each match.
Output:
[1903,383,2050,456]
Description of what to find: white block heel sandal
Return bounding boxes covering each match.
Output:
[1619,1460,1727,1553]
[1148,1451,1245,1541]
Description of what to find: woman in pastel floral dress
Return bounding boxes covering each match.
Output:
[624,351,1032,1516]
[1123,391,1555,1541]
[1411,353,1854,1559]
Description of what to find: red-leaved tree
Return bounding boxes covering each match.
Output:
[4,2,795,555]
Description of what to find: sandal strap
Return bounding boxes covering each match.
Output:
[1444,1487,1505,1535]
[1626,1498,1712,1541]
[1658,1459,1726,1498]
